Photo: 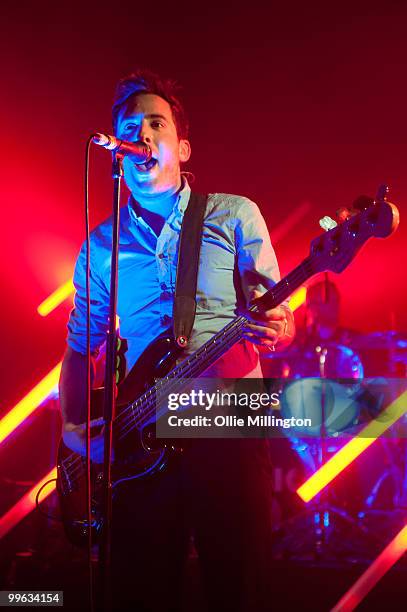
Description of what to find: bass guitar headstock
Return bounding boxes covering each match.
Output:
[309,185,399,275]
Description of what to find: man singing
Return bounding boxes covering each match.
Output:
[60,70,294,612]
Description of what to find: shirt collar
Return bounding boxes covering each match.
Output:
[127,176,191,224]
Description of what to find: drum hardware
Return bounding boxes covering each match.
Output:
[306,345,369,560]
[271,342,401,562]
[350,331,407,517]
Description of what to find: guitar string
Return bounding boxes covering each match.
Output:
[60,258,313,483]
[116,318,247,439]
[61,317,247,485]
[119,316,247,425]
[61,318,246,484]
[60,260,311,484]
[115,257,313,434]
[116,258,313,433]
[60,273,303,486]
[61,256,307,483]
[58,209,394,487]
[58,211,394,485]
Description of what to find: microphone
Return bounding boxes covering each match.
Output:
[92,133,152,164]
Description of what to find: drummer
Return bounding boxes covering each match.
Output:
[260,276,362,378]
[302,276,360,347]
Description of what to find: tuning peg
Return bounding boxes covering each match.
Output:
[336,207,352,222]
[352,196,375,212]
[319,216,338,231]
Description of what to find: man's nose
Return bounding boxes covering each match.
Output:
[138,122,152,143]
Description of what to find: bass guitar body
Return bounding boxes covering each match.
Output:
[56,334,182,546]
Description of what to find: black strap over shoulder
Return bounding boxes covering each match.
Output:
[173,191,207,348]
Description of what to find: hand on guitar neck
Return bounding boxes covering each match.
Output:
[243,290,295,351]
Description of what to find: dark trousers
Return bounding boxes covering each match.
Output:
[111,439,274,612]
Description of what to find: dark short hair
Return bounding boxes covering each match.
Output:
[112,69,189,139]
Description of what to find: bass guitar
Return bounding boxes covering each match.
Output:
[57,194,399,545]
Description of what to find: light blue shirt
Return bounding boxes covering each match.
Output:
[67,179,281,377]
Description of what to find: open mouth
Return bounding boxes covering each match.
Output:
[135,158,158,172]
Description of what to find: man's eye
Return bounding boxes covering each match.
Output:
[123,124,138,132]
[151,121,164,129]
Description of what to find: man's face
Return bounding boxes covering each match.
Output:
[115,93,190,198]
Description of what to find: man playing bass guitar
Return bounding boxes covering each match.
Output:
[59,70,295,612]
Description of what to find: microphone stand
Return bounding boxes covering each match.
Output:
[314,345,328,557]
[98,152,123,612]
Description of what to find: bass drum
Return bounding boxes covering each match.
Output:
[279,343,364,437]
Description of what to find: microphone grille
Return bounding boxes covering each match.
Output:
[93,133,118,150]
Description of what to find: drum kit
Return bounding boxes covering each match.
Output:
[262,330,407,561]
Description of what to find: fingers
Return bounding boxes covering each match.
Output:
[242,323,279,346]
[243,320,285,338]
[89,417,105,428]
[250,290,285,314]
[76,417,105,432]
[242,332,278,348]
[90,436,107,464]
[63,424,111,463]
[244,292,289,349]
[247,306,287,322]
[243,300,289,348]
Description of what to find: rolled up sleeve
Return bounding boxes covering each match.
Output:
[233,197,281,303]
[67,240,110,356]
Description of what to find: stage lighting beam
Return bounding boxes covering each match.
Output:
[332,524,407,611]
[297,390,407,503]
[288,286,307,311]
[0,467,57,540]
[0,363,61,446]
[37,279,74,316]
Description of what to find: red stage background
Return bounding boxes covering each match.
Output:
[0,0,406,416]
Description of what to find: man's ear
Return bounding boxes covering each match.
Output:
[179,139,191,163]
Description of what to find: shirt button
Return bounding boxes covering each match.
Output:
[158,253,165,259]
[160,282,167,290]
[162,314,171,325]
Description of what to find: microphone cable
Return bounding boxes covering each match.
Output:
[84,135,95,612]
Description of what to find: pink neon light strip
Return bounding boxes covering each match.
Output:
[270,201,311,243]
[332,525,407,611]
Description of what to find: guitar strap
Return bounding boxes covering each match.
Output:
[173,191,207,348]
